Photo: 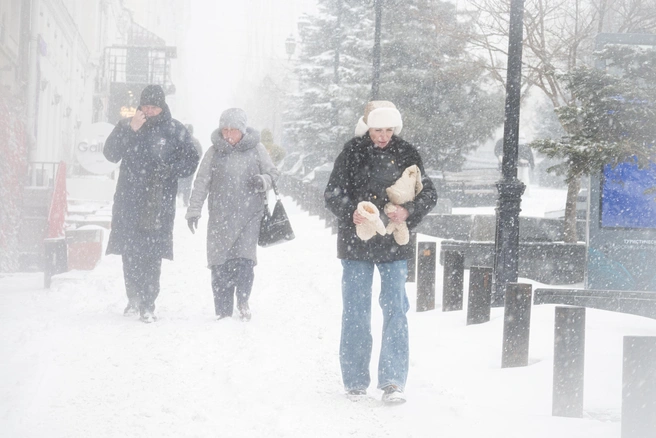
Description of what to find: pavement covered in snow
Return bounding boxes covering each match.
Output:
[2,187,656,437]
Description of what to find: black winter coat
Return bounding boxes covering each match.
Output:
[324,133,437,262]
[104,105,200,259]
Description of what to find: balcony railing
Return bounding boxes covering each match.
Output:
[26,161,60,188]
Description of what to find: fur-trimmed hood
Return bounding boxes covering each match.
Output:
[210,126,261,154]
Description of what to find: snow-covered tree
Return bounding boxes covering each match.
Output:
[463,0,656,111]
[457,0,656,241]
[532,45,656,242]
[379,0,504,170]
[284,0,374,162]
[285,0,503,169]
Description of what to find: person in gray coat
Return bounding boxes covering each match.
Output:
[185,108,279,321]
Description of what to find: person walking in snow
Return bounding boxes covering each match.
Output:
[185,108,279,321]
[324,101,437,404]
[177,124,203,207]
[104,84,200,323]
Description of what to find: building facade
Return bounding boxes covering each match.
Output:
[0,0,190,271]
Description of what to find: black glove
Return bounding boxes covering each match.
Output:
[248,175,265,192]
[187,217,198,234]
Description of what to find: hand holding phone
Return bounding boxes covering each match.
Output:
[130,109,147,132]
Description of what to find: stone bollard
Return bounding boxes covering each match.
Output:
[309,186,323,217]
[289,177,301,202]
[442,250,464,311]
[501,283,532,368]
[300,183,311,212]
[406,233,417,283]
[466,266,493,325]
[416,242,436,312]
[552,306,586,418]
[621,336,656,438]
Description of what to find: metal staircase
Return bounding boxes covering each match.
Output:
[18,162,67,272]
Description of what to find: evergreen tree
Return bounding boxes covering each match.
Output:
[532,45,656,242]
[380,0,504,170]
[284,0,373,162]
[285,0,503,169]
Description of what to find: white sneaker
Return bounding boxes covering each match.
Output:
[381,385,406,404]
[346,389,367,401]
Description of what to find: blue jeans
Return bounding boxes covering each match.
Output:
[340,259,409,392]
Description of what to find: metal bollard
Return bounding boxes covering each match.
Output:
[466,266,493,325]
[301,183,311,212]
[416,242,436,312]
[552,306,586,418]
[442,250,464,311]
[43,237,68,288]
[406,232,417,283]
[621,336,656,438]
[501,283,532,368]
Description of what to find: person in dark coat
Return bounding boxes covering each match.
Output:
[185,108,279,321]
[324,101,437,404]
[104,84,200,323]
[494,138,535,169]
[177,124,203,207]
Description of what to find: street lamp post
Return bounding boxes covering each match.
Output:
[285,34,296,61]
[492,0,526,307]
[371,0,383,100]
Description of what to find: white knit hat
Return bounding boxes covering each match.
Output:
[354,100,403,136]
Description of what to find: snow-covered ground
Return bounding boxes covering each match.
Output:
[2,186,655,438]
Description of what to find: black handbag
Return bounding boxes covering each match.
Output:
[258,182,295,247]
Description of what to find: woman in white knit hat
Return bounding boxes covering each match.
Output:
[324,101,438,404]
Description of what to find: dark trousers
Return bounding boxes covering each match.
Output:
[211,258,255,318]
[122,254,162,313]
[177,176,193,207]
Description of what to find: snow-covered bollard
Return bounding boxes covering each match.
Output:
[416,241,436,312]
[622,336,656,438]
[501,282,532,368]
[466,266,493,325]
[407,233,417,283]
[442,250,464,312]
[552,306,586,418]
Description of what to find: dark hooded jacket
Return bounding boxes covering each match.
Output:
[324,133,437,262]
[104,104,200,259]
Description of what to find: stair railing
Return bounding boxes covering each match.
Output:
[46,161,67,238]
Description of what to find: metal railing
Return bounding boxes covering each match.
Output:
[26,161,60,188]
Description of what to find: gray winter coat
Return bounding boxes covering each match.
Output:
[186,127,279,267]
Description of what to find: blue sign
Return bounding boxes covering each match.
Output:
[587,163,656,291]
[601,161,656,229]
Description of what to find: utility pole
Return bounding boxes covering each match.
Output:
[24,0,40,163]
[371,0,383,100]
[492,0,526,307]
[332,0,343,131]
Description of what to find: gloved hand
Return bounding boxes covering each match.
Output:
[187,217,199,234]
[248,175,265,192]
